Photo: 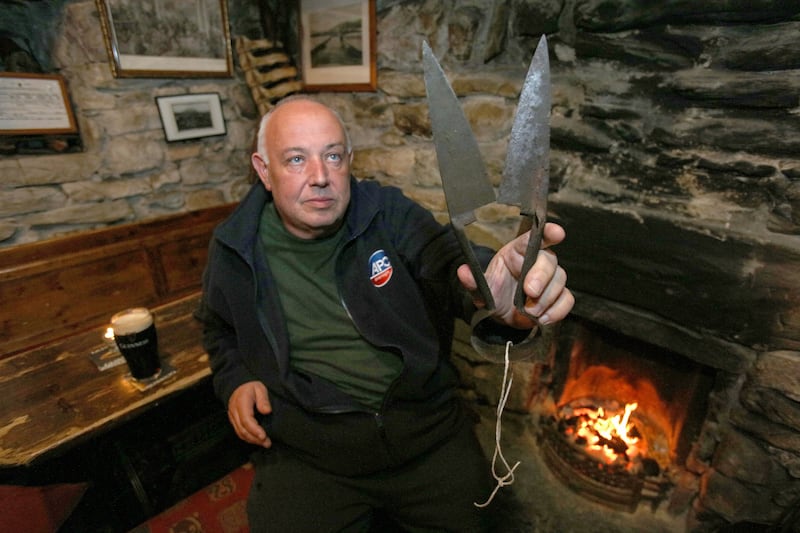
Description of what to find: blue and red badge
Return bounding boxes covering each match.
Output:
[368,249,393,287]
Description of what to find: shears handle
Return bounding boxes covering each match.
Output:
[513,213,545,321]
[453,223,496,312]
[467,213,545,363]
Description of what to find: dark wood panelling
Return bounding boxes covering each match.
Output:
[0,204,236,359]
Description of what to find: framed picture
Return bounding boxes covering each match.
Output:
[96,0,233,78]
[299,0,377,92]
[0,73,78,135]
[155,93,226,142]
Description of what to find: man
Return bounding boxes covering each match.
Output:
[201,95,573,532]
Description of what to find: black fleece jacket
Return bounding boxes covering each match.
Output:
[200,177,494,476]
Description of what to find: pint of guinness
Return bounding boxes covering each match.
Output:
[111,307,161,380]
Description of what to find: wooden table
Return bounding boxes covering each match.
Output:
[0,294,212,468]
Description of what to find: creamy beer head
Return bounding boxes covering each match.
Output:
[111,308,153,336]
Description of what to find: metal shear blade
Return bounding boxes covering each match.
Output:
[423,36,551,327]
[500,36,551,319]
[422,40,498,312]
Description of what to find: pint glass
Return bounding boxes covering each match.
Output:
[111,308,161,380]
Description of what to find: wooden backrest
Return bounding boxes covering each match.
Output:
[0,204,236,359]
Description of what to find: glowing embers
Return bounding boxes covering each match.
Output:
[536,319,714,513]
[541,401,671,513]
[559,400,660,477]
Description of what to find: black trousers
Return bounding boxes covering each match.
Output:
[246,423,493,533]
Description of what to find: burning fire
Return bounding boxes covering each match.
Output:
[563,402,645,469]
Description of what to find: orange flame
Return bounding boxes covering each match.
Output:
[571,402,641,465]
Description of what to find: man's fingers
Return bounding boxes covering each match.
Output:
[522,248,557,299]
[533,285,574,325]
[457,263,476,290]
[230,408,271,447]
[459,221,572,325]
[457,264,490,308]
[542,222,566,248]
[524,265,569,321]
[228,382,273,447]
[255,386,273,415]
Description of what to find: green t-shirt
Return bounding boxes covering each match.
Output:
[258,204,402,410]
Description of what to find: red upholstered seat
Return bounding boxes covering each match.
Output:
[0,482,88,533]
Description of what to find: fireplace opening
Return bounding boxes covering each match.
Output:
[536,318,716,513]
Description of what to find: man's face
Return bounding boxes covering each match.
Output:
[252,100,352,239]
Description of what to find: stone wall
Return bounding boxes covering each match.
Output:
[5,1,798,247]
[0,0,258,246]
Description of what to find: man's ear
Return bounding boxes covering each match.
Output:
[251,153,272,191]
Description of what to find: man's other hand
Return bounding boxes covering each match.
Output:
[228,380,273,448]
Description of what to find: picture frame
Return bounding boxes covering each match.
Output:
[155,93,226,142]
[299,0,377,92]
[0,73,78,135]
[96,0,233,78]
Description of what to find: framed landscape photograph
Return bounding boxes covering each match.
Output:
[299,0,376,92]
[96,0,233,78]
[0,73,78,135]
[155,93,226,142]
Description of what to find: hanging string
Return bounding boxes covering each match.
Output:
[475,341,521,508]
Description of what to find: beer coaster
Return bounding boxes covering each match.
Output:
[125,362,177,392]
[89,344,126,371]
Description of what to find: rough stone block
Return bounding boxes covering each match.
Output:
[730,405,800,454]
[699,468,783,525]
[712,429,789,485]
[740,383,800,433]
[749,351,800,402]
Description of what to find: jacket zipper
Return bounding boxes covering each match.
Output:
[336,240,406,433]
[375,412,387,440]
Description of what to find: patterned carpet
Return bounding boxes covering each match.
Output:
[129,463,254,533]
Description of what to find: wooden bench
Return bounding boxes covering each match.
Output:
[0,204,236,467]
[0,204,235,359]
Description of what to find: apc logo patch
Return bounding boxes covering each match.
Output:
[368,249,393,287]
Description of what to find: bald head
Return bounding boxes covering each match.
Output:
[255,96,352,164]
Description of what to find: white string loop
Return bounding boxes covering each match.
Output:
[474,341,521,508]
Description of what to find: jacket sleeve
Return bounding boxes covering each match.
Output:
[198,242,259,407]
[378,185,493,324]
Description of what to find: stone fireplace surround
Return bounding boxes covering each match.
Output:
[451,192,800,532]
[393,5,800,528]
